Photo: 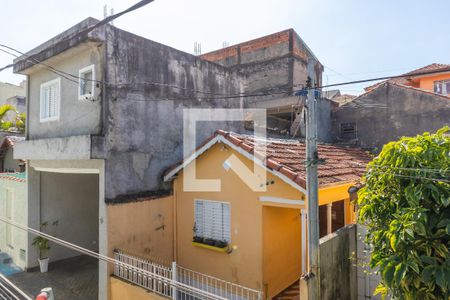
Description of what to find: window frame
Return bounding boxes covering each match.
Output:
[434,79,450,95]
[78,64,96,101]
[339,122,357,140]
[194,199,231,244]
[39,77,61,123]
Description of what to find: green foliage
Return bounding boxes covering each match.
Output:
[358,127,450,300]
[0,104,26,133]
[32,221,58,259]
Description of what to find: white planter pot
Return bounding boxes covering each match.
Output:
[38,257,49,273]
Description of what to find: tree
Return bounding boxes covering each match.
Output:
[358,127,450,300]
[0,104,26,133]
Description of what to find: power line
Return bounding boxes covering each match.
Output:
[0,0,156,79]
[370,164,450,174]
[318,67,450,90]
[367,169,450,183]
[0,216,227,300]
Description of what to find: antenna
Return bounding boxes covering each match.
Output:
[222,41,229,48]
[194,42,202,56]
[103,4,115,25]
[110,8,114,25]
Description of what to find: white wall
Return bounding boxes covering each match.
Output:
[0,177,27,269]
[40,172,99,262]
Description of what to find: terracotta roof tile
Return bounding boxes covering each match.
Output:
[165,131,372,190]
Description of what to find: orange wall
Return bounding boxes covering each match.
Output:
[169,142,357,298]
[418,74,450,92]
[174,143,304,292]
[262,206,301,298]
[107,196,174,262]
[110,277,166,300]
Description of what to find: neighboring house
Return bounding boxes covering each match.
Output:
[332,64,450,151]
[323,89,341,99]
[160,130,371,299]
[11,18,323,300]
[0,136,27,270]
[5,96,26,115]
[0,136,25,173]
[200,29,335,142]
[365,63,450,95]
[0,81,25,104]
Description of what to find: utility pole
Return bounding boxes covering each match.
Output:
[305,57,320,300]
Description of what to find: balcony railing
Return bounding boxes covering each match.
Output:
[113,249,262,300]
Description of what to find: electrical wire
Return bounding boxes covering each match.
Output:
[0,47,80,85]
[370,164,450,174]
[0,216,229,300]
[366,169,450,183]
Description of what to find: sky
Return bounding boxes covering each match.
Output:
[0,0,449,94]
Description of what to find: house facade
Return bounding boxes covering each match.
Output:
[162,130,370,299]
[332,64,450,151]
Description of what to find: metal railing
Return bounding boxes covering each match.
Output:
[114,250,173,298]
[113,249,262,300]
[177,265,262,300]
[0,274,32,300]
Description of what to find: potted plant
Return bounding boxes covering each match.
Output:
[32,221,58,273]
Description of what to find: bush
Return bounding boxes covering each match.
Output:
[358,127,450,299]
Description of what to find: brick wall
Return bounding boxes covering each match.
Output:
[200,29,292,65]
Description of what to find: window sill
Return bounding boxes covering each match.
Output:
[192,242,228,253]
[40,117,59,123]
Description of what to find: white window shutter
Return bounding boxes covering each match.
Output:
[194,200,231,243]
[40,78,60,121]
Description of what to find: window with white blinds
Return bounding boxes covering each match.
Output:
[194,199,231,243]
[40,78,61,122]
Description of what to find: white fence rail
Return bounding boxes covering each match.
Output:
[113,249,262,300]
[0,274,32,300]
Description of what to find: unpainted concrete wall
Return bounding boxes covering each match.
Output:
[40,172,99,262]
[332,83,450,151]
[107,196,174,262]
[319,224,357,300]
[95,26,245,199]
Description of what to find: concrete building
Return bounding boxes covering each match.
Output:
[0,81,25,104]
[332,64,450,152]
[11,17,325,299]
[200,29,335,141]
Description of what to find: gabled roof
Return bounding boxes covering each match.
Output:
[348,80,450,108]
[164,131,371,191]
[365,63,450,92]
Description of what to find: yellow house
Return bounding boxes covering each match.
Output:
[163,130,370,299]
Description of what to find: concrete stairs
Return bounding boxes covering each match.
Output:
[273,280,300,300]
